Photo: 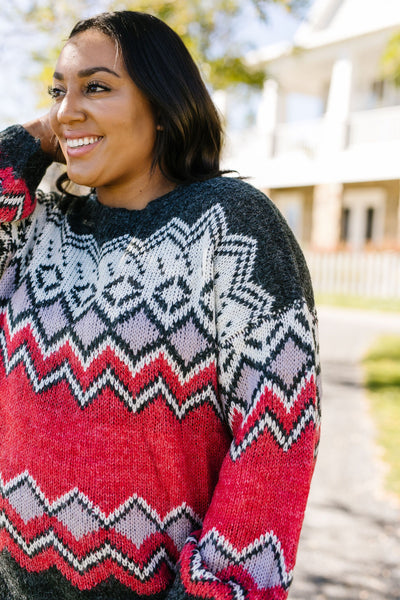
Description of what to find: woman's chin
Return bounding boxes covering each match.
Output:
[67,170,95,192]
[66,173,93,194]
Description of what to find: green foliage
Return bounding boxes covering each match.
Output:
[363,336,400,498]
[251,0,308,18]
[10,0,309,106]
[205,57,266,90]
[117,0,266,89]
[381,31,400,86]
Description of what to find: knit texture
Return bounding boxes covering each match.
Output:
[0,125,321,599]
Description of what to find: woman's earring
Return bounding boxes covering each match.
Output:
[156,124,164,131]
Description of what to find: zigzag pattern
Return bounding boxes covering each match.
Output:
[217,302,320,458]
[0,326,220,418]
[0,314,317,454]
[2,283,214,368]
[0,472,204,589]
[0,309,319,466]
[176,528,293,599]
[1,472,201,546]
[0,517,173,580]
[229,386,318,460]
[220,303,318,409]
[197,528,292,590]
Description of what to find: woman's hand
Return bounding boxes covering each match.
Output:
[23,114,66,164]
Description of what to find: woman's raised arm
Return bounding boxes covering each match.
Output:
[0,119,55,277]
[23,113,64,163]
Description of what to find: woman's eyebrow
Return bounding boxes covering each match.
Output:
[52,66,121,80]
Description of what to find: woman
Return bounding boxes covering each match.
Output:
[0,11,321,600]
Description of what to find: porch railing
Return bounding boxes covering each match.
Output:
[305,251,400,299]
[348,105,400,146]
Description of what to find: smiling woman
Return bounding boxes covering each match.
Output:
[48,28,167,209]
[0,10,321,600]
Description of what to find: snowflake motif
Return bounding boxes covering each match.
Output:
[10,204,273,340]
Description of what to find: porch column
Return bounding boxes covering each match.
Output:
[256,78,279,158]
[319,57,353,154]
[311,182,343,249]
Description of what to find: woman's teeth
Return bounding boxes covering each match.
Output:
[66,136,102,148]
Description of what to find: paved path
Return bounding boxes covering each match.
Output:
[290,306,400,600]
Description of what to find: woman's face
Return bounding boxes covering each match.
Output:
[50,29,164,207]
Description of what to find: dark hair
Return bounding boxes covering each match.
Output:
[57,10,223,197]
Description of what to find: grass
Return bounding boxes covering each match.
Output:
[362,336,400,499]
[316,293,400,313]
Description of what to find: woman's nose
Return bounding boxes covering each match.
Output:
[56,91,86,124]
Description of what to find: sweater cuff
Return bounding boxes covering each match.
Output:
[0,124,53,194]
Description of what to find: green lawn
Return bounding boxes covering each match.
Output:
[362,336,400,499]
[316,293,400,313]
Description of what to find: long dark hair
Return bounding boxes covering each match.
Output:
[57,10,224,198]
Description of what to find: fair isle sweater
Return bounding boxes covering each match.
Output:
[0,125,321,600]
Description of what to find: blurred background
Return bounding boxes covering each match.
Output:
[1,0,400,598]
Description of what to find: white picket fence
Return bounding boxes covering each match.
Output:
[305,251,400,299]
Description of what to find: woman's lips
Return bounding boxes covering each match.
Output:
[65,136,103,157]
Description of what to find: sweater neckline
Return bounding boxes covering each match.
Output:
[88,181,194,216]
[78,177,223,235]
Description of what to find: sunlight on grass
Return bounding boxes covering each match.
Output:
[363,336,400,498]
[316,294,400,313]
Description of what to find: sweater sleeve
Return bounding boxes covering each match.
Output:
[167,188,321,600]
[0,125,52,277]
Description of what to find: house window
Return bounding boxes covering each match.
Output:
[369,79,400,109]
[340,207,351,242]
[371,80,385,107]
[342,188,385,249]
[365,207,375,242]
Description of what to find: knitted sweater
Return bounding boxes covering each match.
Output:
[0,125,321,600]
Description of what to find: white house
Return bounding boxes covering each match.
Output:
[224,0,400,251]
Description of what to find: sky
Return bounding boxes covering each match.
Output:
[0,1,311,130]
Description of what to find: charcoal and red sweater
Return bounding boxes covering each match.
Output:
[0,125,321,600]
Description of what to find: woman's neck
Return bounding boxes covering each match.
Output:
[96,169,176,210]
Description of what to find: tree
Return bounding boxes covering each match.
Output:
[381,31,400,86]
[10,0,309,103]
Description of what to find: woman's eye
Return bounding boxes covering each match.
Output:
[85,82,110,94]
[48,85,65,99]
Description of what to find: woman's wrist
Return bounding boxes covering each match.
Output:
[23,116,64,163]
